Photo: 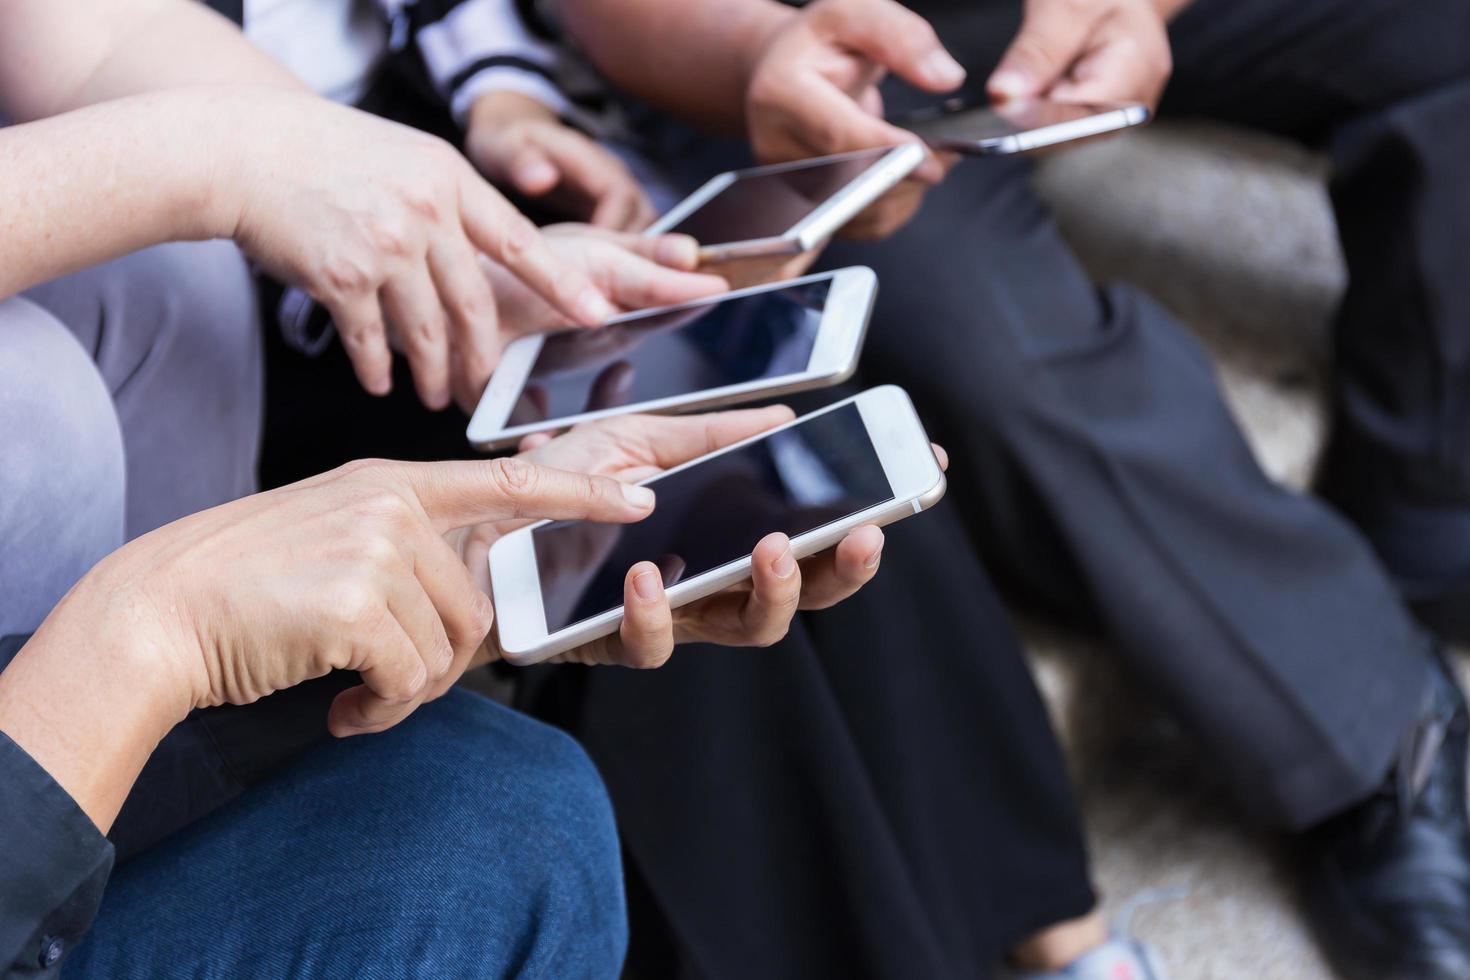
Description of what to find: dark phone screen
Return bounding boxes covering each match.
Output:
[667,149,894,245]
[506,279,832,427]
[896,95,1118,143]
[533,402,892,632]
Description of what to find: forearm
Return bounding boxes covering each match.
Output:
[0,580,189,833]
[559,0,794,133]
[0,89,244,299]
[0,0,305,123]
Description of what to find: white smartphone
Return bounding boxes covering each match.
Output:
[489,385,947,664]
[894,95,1149,155]
[466,267,877,450]
[645,145,926,261]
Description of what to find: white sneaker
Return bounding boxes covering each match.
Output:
[1004,935,1171,980]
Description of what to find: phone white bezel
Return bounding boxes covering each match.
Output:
[645,144,926,260]
[466,266,878,450]
[488,385,946,665]
[902,101,1150,156]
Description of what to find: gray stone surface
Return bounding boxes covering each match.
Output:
[1022,121,1448,979]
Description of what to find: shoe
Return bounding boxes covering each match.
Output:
[1302,654,1470,980]
[1003,936,1169,980]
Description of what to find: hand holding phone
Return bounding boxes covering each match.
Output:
[468,268,878,449]
[448,407,898,669]
[646,146,926,261]
[894,94,1149,155]
[488,387,947,664]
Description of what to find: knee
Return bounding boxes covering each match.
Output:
[0,301,123,631]
[121,241,260,395]
[353,691,627,975]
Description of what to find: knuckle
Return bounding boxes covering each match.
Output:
[321,252,376,294]
[327,580,381,628]
[355,486,415,526]
[488,456,538,498]
[498,218,538,263]
[355,532,401,570]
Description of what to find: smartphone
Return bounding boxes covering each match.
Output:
[645,145,926,261]
[489,385,946,664]
[894,95,1149,155]
[466,267,877,450]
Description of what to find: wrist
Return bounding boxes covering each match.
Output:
[0,574,196,831]
[734,3,800,103]
[468,90,560,133]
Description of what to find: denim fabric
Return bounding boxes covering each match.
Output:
[62,689,627,979]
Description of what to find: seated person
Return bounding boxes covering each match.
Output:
[249,3,1165,977]
[0,1,884,974]
[528,0,1470,975]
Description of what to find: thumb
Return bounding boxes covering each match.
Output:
[988,1,1097,100]
[815,0,966,93]
[400,457,655,532]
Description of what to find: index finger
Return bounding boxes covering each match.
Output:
[610,406,798,469]
[397,456,657,532]
[814,0,965,92]
[457,173,616,328]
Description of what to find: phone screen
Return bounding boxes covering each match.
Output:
[667,149,893,245]
[898,97,1122,143]
[532,401,893,632]
[505,278,833,428]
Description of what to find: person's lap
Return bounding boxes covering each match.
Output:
[64,688,627,980]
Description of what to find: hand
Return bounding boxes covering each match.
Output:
[987,0,1174,110]
[743,0,965,237]
[473,224,728,408]
[451,409,944,668]
[63,456,658,737]
[219,88,617,411]
[466,90,658,231]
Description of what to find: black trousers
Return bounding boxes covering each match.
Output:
[518,482,1096,980]
[813,0,1470,830]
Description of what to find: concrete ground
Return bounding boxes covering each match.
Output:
[1026,122,1464,979]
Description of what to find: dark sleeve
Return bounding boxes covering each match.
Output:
[108,673,358,862]
[0,732,113,979]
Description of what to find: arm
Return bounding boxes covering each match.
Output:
[558,0,794,134]
[0,91,238,300]
[0,0,305,122]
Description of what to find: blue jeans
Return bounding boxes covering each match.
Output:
[62,689,628,979]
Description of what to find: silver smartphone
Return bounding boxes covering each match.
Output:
[488,385,947,664]
[895,96,1149,155]
[466,267,877,450]
[644,145,926,261]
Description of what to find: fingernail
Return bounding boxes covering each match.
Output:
[772,547,797,579]
[516,159,558,190]
[925,50,967,87]
[655,235,700,269]
[577,288,616,325]
[864,541,885,569]
[368,374,392,396]
[633,569,662,602]
[622,483,655,510]
[988,69,1028,98]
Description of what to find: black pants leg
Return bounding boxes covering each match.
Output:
[820,59,1435,827]
[518,494,1095,980]
[1160,0,1470,588]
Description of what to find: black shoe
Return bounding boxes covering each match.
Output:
[1302,655,1470,980]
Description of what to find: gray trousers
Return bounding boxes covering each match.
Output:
[0,242,260,636]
